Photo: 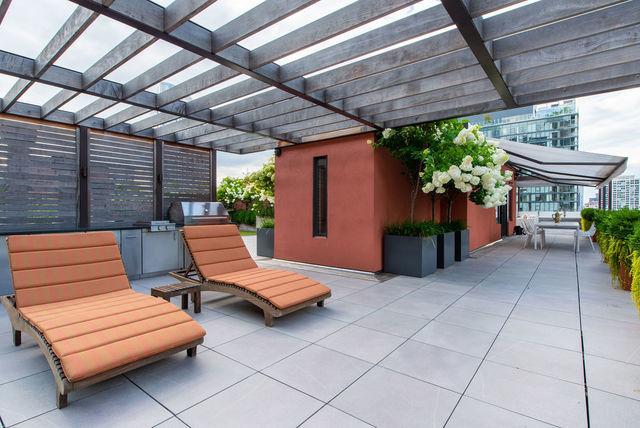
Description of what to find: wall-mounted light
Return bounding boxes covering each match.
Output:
[274,148,282,157]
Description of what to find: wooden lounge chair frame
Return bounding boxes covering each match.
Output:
[2,233,205,409]
[1,295,203,409]
[171,231,330,327]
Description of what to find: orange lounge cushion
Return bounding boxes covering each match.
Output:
[7,232,131,307]
[19,290,206,382]
[183,224,259,278]
[209,268,331,310]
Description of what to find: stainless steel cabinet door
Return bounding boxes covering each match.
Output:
[142,230,181,275]
[121,229,142,278]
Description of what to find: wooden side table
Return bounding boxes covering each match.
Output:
[151,282,201,313]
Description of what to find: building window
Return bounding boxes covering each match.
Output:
[313,156,328,237]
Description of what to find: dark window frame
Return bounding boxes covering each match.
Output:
[313,156,328,237]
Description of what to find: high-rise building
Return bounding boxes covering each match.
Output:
[611,175,640,210]
[586,197,599,209]
[467,100,581,212]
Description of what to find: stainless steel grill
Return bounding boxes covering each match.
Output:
[168,202,230,226]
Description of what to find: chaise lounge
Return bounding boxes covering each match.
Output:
[173,224,331,326]
[2,232,206,408]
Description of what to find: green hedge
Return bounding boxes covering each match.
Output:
[386,221,443,237]
[589,208,640,313]
[385,220,467,237]
[230,210,256,226]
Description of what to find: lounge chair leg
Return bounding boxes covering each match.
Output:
[13,328,20,347]
[181,294,188,310]
[56,390,68,409]
[193,291,201,313]
[263,311,274,327]
[317,300,325,307]
[187,346,197,357]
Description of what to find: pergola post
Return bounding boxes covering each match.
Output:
[210,150,217,202]
[78,127,90,229]
[154,140,164,220]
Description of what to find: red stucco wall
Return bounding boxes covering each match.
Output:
[275,133,515,271]
[274,133,380,272]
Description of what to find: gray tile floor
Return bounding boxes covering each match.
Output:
[1,234,640,427]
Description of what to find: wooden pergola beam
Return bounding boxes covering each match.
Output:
[441,0,517,108]
[67,0,412,131]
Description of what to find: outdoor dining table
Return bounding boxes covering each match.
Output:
[534,221,582,252]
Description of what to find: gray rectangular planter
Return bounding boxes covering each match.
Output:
[383,234,437,278]
[437,232,455,269]
[256,228,274,258]
[455,229,469,261]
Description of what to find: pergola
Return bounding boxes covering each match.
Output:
[0,0,638,154]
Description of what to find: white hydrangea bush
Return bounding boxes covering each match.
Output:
[418,124,514,208]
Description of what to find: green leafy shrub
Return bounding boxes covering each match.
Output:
[260,218,275,229]
[593,209,640,314]
[581,207,598,231]
[385,221,443,237]
[595,209,640,287]
[440,220,466,233]
[581,208,598,222]
[230,210,256,226]
[629,224,640,309]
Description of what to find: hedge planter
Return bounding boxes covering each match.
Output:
[455,229,469,261]
[437,232,455,269]
[256,228,274,258]
[619,262,632,291]
[384,234,437,278]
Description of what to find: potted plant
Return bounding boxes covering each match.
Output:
[629,222,640,311]
[256,218,274,258]
[384,221,443,277]
[442,220,468,262]
[374,121,512,275]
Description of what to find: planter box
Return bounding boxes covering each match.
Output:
[384,234,437,278]
[256,228,274,258]
[619,262,632,291]
[455,229,469,261]
[437,232,455,269]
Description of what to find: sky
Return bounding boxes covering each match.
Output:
[576,87,640,202]
[0,0,637,204]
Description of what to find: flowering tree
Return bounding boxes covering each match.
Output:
[216,157,275,217]
[374,121,466,221]
[372,126,429,221]
[245,157,275,216]
[217,176,248,208]
[420,124,513,221]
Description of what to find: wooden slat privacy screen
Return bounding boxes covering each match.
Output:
[162,143,211,218]
[0,118,78,233]
[89,132,154,228]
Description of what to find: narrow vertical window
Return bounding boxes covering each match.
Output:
[313,156,328,237]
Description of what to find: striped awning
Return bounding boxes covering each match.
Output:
[498,139,628,188]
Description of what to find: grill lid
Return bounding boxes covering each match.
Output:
[168,202,230,225]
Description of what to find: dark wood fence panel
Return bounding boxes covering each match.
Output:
[0,118,78,233]
[162,143,211,218]
[89,131,154,228]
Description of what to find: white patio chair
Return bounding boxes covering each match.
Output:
[522,216,545,249]
[575,222,596,252]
